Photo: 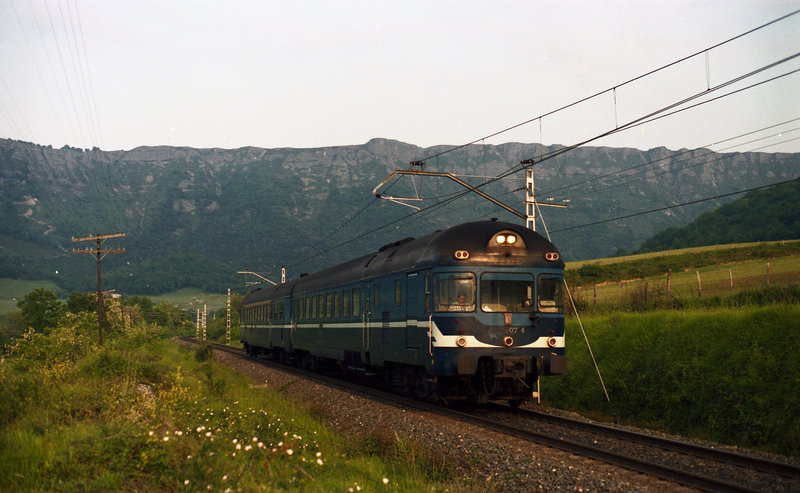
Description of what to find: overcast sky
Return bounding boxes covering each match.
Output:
[1,0,799,154]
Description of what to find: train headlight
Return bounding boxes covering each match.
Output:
[456,336,467,348]
[494,233,518,246]
[503,336,514,347]
[547,337,557,348]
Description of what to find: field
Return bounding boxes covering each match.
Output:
[0,279,65,315]
[541,305,800,457]
[0,282,229,316]
[565,240,800,312]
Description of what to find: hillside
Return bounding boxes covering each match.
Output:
[1,138,798,295]
[636,177,800,252]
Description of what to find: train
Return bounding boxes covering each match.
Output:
[240,219,566,406]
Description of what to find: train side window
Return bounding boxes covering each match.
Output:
[424,274,431,312]
[394,278,402,306]
[326,293,333,318]
[334,291,341,318]
[537,276,565,313]
[343,289,351,317]
[318,294,325,320]
[353,287,361,315]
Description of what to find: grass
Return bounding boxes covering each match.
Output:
[0,279,65,315]
[541,305,800,457]
[0,313,460,492]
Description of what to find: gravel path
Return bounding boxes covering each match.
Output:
[209,348,694,492]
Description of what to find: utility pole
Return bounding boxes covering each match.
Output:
[72,233,126,345]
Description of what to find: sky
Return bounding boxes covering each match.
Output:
[1,0,799,154]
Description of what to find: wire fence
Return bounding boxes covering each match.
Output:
[569,261,800,311]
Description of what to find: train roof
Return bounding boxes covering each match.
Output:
[244,220,562,303]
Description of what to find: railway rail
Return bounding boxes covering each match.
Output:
[182,337,800,492]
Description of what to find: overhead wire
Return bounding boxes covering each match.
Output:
[549,177,800,234]
[268,11,800,279]
[413,8,800,164]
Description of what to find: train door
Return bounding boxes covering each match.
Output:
[361,284,370,363]
[405,272,425,349]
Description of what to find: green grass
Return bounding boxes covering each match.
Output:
[145,288,229,314]
[0,314,460,492]
[541,305,800,457]
[0,279,66,315]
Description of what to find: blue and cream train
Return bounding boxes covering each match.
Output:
[240,219,566,406]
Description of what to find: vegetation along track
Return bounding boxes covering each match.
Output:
[183,338,800,492]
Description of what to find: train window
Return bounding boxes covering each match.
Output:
[309,296,315,319]
[538,276,565,313]
[480,273,535,312]
[374,284,380,309]
[353,287,360,315]
[318,294,325,319]
[278,301,284,321]
[326,293,333,318]
[424,274,431,312]
[334,291,342,318]
[434,273,476,312]
[343,290,351,317]
[394,279,402,306]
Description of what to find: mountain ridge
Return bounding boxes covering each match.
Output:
[1,137,797,295]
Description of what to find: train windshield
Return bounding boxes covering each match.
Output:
[538,276,565,313]
[480,273,534,312]
[434,272,476,312]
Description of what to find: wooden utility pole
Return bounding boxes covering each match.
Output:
[71,233,126,345]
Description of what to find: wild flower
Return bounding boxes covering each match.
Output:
[286,449,293,456]
[382,478,389,485]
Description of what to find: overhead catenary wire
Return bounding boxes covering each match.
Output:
[413,8,800,164]
[273,11,800,280]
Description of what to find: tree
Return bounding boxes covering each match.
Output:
[67,291,95,314]
[17,289,65,331]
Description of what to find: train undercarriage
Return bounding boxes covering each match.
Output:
[245,342,537,407]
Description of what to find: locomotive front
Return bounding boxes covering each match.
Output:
[425,221,566,406]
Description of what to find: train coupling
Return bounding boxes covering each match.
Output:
[494,357,531,379]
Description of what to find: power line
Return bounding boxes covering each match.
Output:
[414,9,800,164]
[549,178,800,234]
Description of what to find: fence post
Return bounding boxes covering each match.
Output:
[766,262,770,287]
[667,269,672,297]
[696,271,702,297]
[619,281,623,305]
[593,284,597,305]
[644,277,648,305]
[729,269,733,292]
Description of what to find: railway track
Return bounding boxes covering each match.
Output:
[182,338,800,492]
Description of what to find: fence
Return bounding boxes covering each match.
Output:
[569,261,800,311]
